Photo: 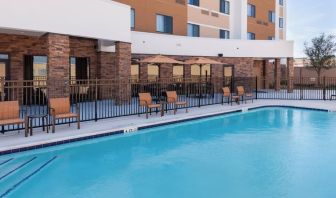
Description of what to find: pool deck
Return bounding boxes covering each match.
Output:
[1,100,335,155]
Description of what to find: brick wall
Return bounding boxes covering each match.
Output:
[0,33,47,80]
[70,37,98,78]
[47,33,70,97]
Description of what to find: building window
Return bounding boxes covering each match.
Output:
[247,32,256,40]
[279,17,284,28]
[148,64,159,81]
[156,14,173,34]
[191,64,211,79]
[0,54,9,79]
[220,30,230,39]
[24,55,47,81]
[131,64,139,80]
[188,0,199,6]
[279,0,284,6]
[268,11,275,23]
[70,57,90,84]
[188,23,200,37]
[247,4,256,18]
[131,8,135,29]
[173,65,184,79]
[268,36,275,40]
[220,0,230,15]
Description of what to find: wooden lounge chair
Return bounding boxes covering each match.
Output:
[166,91,188,115]
[222,87,231,105]
[237,86,254,104]
[0,101,28,137]
[49,97,80,133]
[138,93,161,119]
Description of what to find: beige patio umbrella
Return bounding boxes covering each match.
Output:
[185,57,222,80]
[139,55,184,65]
[139,55,184,79]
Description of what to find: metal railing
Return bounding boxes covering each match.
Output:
[1,76,336,133]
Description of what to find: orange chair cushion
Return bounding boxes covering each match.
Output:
[147,104,161,108]
[55,113,78,119]
[176,101,187,106]
[0,101,20,120]
[0,118,24,126]
[139,93,152,106]
[49,97,70,115]
[166,91,177,103]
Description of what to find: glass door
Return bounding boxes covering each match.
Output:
[0,54,9,101]
[223,65,234,89]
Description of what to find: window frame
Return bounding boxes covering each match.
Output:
[268,11,275,23]
[131,8,135,30]
[220,0,230,15]
[156,14,173,34]
[279,17,284,28]
[247,32,256,40]
[247,4,256,18]
[188,23,200,37]
[188,0,199,6]
[220,29,230,39]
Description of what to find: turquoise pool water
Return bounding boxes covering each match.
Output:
[1,107,336,198]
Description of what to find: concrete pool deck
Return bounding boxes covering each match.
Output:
[1,100,335,155]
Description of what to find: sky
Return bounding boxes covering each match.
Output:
[287,0,336,58]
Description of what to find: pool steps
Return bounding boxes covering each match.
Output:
[0,156,57,198]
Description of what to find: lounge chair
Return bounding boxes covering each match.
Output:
[0,101,28,136]
[222,87,231,105]
[49,97,80,133]
[166,91,188,115]
[138,93,161,119]
[237,86,254,104]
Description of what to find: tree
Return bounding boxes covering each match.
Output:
[304,33,336,85]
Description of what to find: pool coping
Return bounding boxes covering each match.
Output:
[0,104,332,156]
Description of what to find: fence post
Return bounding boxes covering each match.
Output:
[323,76,326,100]
[300,77,303,100]
[198,77,201,108]
[95,78,98,122]
[255,76,258,100]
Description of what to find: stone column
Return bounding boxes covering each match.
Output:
[263,60,270,89]
[97,52,115,100]
[159,64,173,79]
[139,63,148,81]
[274,58,281,91]
[47,33,70,98]
[287,57,294,93]
[115,41,131,104]
[184,64,191,79]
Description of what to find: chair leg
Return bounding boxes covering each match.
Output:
[52,118,55,133]
[174,106,177,115]
[146,108,149,119]
[186,107,188,113]
[77,115,80,129]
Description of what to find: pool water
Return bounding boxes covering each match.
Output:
[1,108,336,198]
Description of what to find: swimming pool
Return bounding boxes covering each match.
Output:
[1,107,336,198]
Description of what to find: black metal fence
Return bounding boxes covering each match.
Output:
[1,76,336,133]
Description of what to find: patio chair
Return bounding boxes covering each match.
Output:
[0,101,28,136]
[222,87,231,105]
[49,97,80,133]
[138,93,161,119]
[166,91,188,115]
[237,86,254,104]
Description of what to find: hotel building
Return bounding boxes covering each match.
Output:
[0,0,293,97]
